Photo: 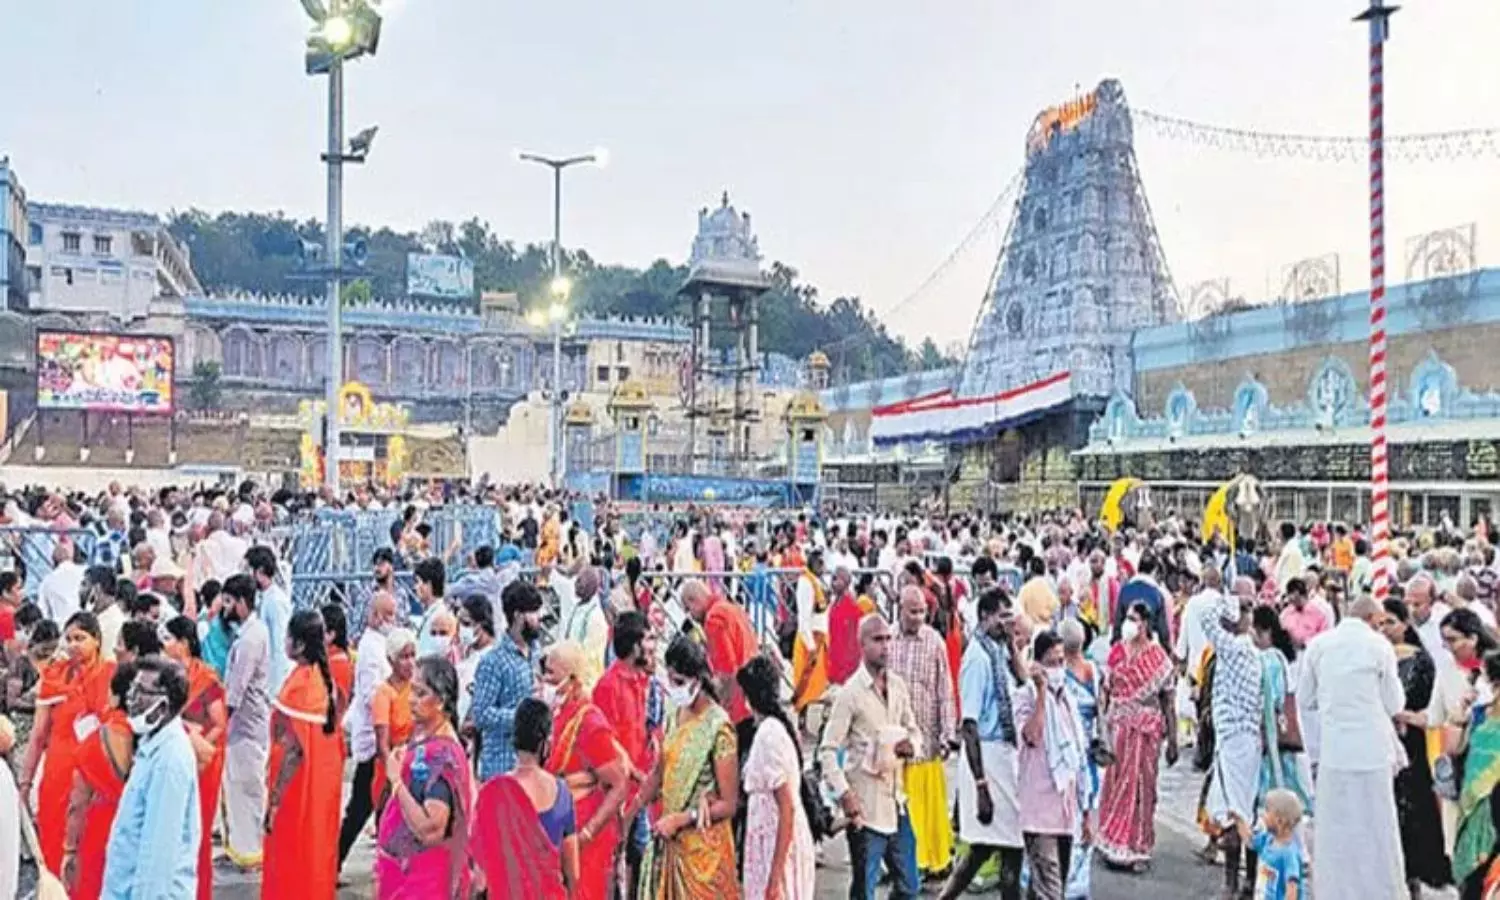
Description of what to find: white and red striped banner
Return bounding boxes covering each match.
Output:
[870,371,1074,446]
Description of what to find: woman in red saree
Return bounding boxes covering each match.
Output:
[163,616,228,900]
[374,656,473,899]
[470,697,581,899]
[17,610,114,877]
[61,662,135,900]
[263,610,345,900]
[542,640,631,900]
[1097,601,1179,871]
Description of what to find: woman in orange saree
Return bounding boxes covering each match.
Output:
[630,635,741,900]
[322,603,355,757]
[61,663,135,900]
[17,610,114,877]
[262,610,345,900]
[541,640,631,900]
[372,629,417,812]
[163,616,228,900]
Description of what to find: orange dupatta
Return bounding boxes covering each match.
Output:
[67,710,131,900]
[35,656,116,876]
[263,664,344,900]
[182,659,227,900]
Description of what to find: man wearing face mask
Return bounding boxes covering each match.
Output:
[472,580,544,780]
[337,590,397,872]
[220,573,270,870]
[100,656,202,898]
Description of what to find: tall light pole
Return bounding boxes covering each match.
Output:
[516,149,606,486]
[1356,0,1397,602]
[300,0,381,492]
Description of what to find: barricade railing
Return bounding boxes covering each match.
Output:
[0,526,100,596]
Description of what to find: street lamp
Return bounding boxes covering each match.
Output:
[516,148,605,486]
[298,0,383,492]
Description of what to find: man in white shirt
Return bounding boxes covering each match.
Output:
[38,541,85,624]
[1275,522,1308,591]
[1407,574,1453,668]
[1298,596,1406,900]
[193,511,249,584]
[1176,567,1224,676]
[338,591,396,872]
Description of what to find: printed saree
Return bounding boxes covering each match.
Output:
[638,703,741,900]
[375,734,472,899]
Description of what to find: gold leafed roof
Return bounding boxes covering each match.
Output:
[784,390,827,422]
[608,378,654,411]
[564,398,596,426]
[807,349,830,370]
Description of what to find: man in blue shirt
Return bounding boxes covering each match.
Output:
[246,545,292,696]
[102,655,201,899]
[470,579,543,779]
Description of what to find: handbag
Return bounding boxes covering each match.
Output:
[1276,698,1305,753]
[799,766,836,841]
[1088,730,1116,768]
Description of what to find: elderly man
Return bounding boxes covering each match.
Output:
[889,586,957,880]
[1406,573,1452,667]
[822,613,923,900]
[562,566,609,692]
[1197,591,1262,897]
[338,590,397,872]
[1299,596,1406,900]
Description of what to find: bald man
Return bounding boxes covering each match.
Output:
[889,586,957,879]
[338,589,398,870]
[1299,595,1406,900]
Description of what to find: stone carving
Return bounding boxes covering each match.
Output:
[1280,254,1341,305]
[1307,358,1356,429]
[959,79,1177,401]
[1406,224,1478,328]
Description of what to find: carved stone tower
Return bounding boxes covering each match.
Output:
[958,79,1178,402]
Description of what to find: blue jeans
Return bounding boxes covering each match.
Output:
[847,813,919,900]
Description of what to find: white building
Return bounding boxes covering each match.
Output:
[25,203,200,321]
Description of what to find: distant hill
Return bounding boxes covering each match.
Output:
[167,210,954,383]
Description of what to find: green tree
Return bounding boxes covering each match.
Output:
[917,338,947,370]
[188,360,222,411]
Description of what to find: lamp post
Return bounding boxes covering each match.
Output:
[299,0,382,492]
[516,149,606,486]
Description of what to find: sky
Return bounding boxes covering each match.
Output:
[4,0,1499,351]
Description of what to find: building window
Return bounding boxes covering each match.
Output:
[62,268,74,286]
[25,265,40,290]
[597,365,610,383]
[28,223,42,245]
[615,341,625,362]
[617,366,631,381]
[61,232,81,253]
[93,235,112,255]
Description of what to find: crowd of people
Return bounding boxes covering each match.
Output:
[0,477,1499,900]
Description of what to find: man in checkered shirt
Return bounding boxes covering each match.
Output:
[1199,592,1262,897]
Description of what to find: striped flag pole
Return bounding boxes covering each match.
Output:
[1357,0,1398,601]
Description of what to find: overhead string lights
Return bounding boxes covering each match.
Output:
[1132,108,1500,164]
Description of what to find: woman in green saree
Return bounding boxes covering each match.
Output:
[627,634,741,900]
[1452,651,1500,900]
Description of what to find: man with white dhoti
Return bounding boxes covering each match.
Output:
[221,572,271,869]
[1298,596,1407,900]
[1198,591,1263,897]
[938,587,1027,900]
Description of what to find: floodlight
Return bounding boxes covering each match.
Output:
[349,126,379,158]
[550,276,572,298]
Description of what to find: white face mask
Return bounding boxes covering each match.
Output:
[1045,666,1066,690]
[1121,620,1141,643]
[537,682,561,709]
[128,697,167,736]
[666,682,699,709]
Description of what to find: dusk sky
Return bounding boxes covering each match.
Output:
[5,0,1497,349]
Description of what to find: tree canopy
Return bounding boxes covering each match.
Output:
[167,210,957,383]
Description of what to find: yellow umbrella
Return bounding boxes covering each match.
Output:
[1099,478,1141,532]
[1202,478,1237,545]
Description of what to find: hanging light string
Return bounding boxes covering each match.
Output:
[1133,108,1500,163]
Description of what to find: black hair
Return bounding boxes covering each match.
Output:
[625,555,643,585]
[975,586,1012,620]
[320,602,350,652]
[737,655,802,770]
[1033,629,1064,664]
[288,609,338,734]
[935,556,954,578]
[129,591,161,618]
[65,610,102,642]
[1285,577,1308,597]
[133,655,189,718]
[1028,555,1046,577]
[120,620,162,658]
[501,580,544,621]
[85,565,117,595]
[514,697,552,756]
[417,655,461,734]
[245,546,279,580]
[197,579,221,608]
[164,615,202,659]
[461,595,496,639]
[1280,522,1297,541]
[0,571,19,598]
[971,555,998,580]
[1251,605,1298,663]
[1441,608,1499,657]
[29,618,60,648]
[664,633,719,703]
[109,660,137,709]
[16,602,42,633]
[612,610,649,662]
[222,574,258,612]
[414,557,446,597]
[473,545,495,569]
[1382,598,1422,648]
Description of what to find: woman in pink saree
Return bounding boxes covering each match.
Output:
[374,657,473,899]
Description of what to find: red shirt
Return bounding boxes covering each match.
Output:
[827,592,868,686]
[592,660,653,776]
[0,604,14,643]
[703,596,757,724]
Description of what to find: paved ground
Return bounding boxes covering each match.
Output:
[214,757,1227,899]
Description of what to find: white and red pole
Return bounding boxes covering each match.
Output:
[1357,0,1398,601]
